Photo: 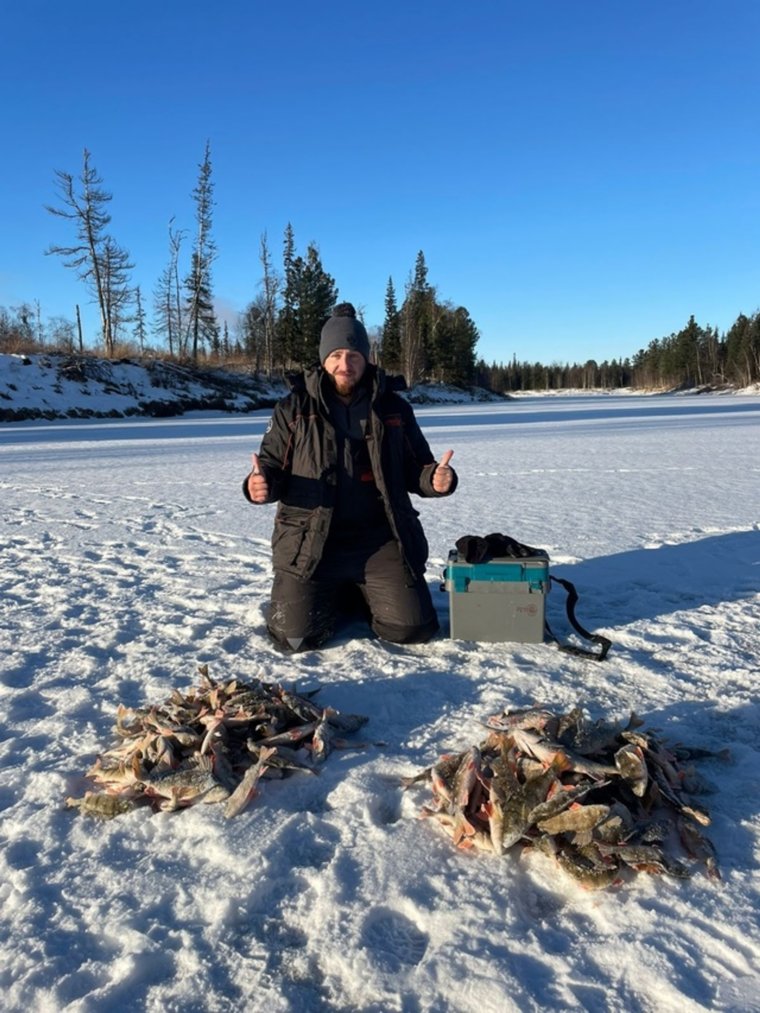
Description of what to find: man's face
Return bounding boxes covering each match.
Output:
[323,348,366,396]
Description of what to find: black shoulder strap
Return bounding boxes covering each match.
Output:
[545,575,612,661]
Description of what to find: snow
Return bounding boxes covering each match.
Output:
[0,353,283,421]
[1,382,760,1012]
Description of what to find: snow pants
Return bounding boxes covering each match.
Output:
[266,536,439,652]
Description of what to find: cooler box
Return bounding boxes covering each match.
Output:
[444,549,549,643]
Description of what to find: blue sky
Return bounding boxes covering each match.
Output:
[1,0,758,365]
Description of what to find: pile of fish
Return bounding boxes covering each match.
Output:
[66,666,368,819]
[404,704,725,889]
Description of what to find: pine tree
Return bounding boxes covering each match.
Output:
[133,285,147,353]
[673,315,704,386]
[725,313,758,386]
[100,235,134,348]
[381,276,401,373]
[297,243,338,364]
[258,231,280,376]
[400,250,434,386]
[276,227,337,367]
[277,223,299,367]
[184,141,218,362]
[436,305,478,386]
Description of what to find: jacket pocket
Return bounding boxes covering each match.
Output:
[272,508,311,569]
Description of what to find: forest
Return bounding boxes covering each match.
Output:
[477,312,760,392]
[1,147,758,392]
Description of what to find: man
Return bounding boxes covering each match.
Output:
[243,302,457,652]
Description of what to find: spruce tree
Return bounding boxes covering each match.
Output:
[725,313,758,386]
[381,276,402,373]
[133,285,147,353]
[100,235,134,348]
[278,223,299,368]
[297,243,337,364]
[276,227,337,367]
[258,231,280,376]
[400,250,433,385]
[184,140,218,362]
[447,306,479,385]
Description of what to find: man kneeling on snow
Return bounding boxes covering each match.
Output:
[243,302,457,652]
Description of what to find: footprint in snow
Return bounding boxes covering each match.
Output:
[360,908,429,972]
[714,976,760,1012]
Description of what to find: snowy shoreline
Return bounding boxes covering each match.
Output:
[2,352,756,424]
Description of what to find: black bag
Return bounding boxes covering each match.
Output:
[454,532,545,563]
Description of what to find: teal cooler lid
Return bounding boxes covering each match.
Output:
[445,550,549,593]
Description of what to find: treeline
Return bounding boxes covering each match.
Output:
[476,357,633,392]
[3,145,759,391]
[474,311,760,392]
[630,313,760,389]
[5,296,758,393]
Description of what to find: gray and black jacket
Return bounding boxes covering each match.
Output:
[243,364,457,581]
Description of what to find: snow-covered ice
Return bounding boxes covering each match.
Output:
[1,392,759,1012]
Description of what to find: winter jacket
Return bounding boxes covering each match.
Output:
[243,364,457,581]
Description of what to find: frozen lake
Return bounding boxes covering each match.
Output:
[1,392,759,1012]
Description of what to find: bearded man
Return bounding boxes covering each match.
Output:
[244,302,457,652]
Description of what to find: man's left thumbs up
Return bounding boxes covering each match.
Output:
[432,449,455,493]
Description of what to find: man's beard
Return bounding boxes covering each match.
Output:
[332,375,357,396]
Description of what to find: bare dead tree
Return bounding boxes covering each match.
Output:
[46,149,132,355]
[154,219,186,357]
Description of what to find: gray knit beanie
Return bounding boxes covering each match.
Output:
[319,302,370,363]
